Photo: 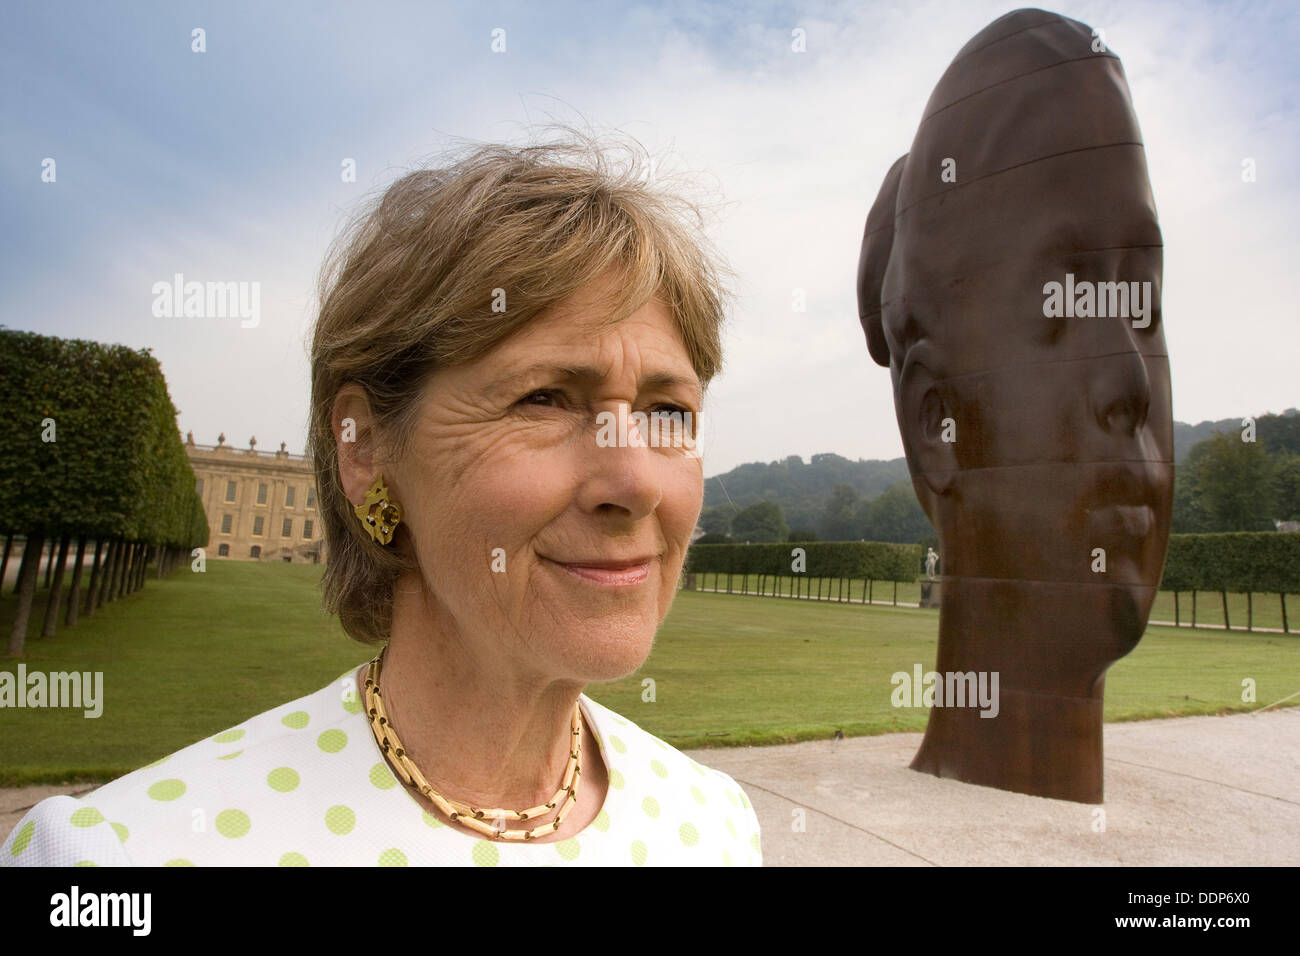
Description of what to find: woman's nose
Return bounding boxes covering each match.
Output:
[575,402,664,519]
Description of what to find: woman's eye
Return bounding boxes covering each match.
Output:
[520,389,562,406]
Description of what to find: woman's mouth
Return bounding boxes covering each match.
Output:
[542,556,654,587]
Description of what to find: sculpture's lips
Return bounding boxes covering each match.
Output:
[1092,504,1154,538]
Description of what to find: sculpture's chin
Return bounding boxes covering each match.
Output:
[1106,583,1152,662]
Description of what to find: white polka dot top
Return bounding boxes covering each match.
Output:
[2,667,763,867]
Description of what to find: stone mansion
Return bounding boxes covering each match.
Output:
[185,432,325,563]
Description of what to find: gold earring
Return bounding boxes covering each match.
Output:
[355,474,402,545]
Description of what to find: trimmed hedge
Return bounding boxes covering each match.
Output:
[1,330,205,547]
[685,541,921,582]
[1161,532,1299,594]
[1,329,206,654]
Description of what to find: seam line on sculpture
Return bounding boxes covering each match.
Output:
[895,143,1148,217]
[920,459,1174,477]
[948,15,1081,68]
[923,52,1123,123]
[914,347,1169,386]
[1104,758,1300,807]
[730,777,941,866]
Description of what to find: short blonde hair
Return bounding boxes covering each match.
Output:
[308,129,731,646]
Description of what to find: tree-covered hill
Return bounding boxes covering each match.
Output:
[703,452,909,533]
[701,409,1299,541]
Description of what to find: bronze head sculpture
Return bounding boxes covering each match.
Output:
[858,8,1173,803]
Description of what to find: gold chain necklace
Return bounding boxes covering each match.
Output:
[362,649,583,841]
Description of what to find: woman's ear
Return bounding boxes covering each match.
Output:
[897,352,957,498]
[332,383,381,505]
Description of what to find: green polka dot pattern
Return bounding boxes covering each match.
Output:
[316,729,347,753]
[369,763,397,790]
[2,676,765,866]
[70,808,103,828]
[267,768,300,792]
[325,805,355,835]
[9,822,34,857]
[215,810,251,838]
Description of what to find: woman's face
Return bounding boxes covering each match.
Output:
[387,274,705,682]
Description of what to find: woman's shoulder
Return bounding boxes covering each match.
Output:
[579,694,762,866]
[3,667,367,867]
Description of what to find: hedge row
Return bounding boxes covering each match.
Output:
[684,541,921,582]
[1161,532,1299,594]
[684,533,1298,594]
[1,329,206,655]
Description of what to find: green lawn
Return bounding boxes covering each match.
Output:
[1,561,1296,785]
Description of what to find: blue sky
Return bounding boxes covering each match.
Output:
[4,0,1297,476]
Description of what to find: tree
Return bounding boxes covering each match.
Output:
[1273,453,1300,523]
[819,483,859,541]
[1194,432,1277,531]
[857,480,934,544]
[1258,410,1300,456]
[730,501,788,543]
[1172,439,1212,533]
[699,505,734,537]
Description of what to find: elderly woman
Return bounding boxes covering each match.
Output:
[2,135,761,867]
